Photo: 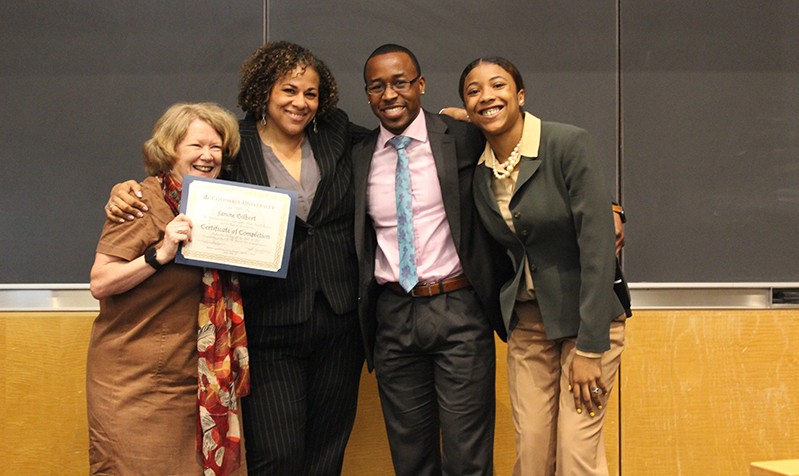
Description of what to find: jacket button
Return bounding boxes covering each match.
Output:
[520,229,528,237]
[529,264,537,272]
[513,211,521,219]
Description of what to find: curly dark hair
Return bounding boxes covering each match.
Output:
[238,41,339,121]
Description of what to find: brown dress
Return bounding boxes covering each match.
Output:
[86,177,203,475]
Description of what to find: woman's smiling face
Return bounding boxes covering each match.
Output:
[264,65,320,138]
[461,62,525,138]
[170,118,223,183]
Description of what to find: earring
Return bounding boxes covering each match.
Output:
[261,114,266,126]
[313,116,318,133]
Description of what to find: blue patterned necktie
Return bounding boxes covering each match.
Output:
[388,135,418,292]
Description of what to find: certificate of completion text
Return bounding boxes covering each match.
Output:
[176,176,297,278]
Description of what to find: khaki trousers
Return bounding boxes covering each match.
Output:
[507,301,626,476]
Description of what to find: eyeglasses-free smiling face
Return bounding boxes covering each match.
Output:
[170,119,223,184]
[461,62,525,138]
[364,52,426,135]
[265,66,320,139]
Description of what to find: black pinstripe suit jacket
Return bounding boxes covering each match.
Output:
[352,110,513,369]
[228,110,366,328]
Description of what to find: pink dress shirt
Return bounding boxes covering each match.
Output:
[367,112,464,285]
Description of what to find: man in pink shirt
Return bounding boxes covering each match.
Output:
[352,44,512,476]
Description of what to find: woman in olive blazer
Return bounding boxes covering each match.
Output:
[460,56,630,476]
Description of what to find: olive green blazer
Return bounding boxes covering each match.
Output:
[472,120,627,353]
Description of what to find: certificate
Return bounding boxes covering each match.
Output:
[174,175,297,278]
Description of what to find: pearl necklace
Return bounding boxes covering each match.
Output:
[491,140,522,180]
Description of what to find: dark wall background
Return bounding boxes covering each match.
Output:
[1,1,796,284]
[0,1,262,283]
[620,2,799,282]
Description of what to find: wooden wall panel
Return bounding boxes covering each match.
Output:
[1,312,95,476]
[620,310,799,476]
[9,310,797,475]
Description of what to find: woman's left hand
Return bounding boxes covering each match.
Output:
[569,354,606,416]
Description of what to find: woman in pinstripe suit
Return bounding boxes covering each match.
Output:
[106,41,369,476]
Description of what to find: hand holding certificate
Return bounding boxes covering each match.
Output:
[175,175,297,278]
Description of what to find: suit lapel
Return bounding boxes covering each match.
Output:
[237,120,271,187]
[306,125,338,221]
[474,163,518,244]
[473,164,504,221]
[510,156,541,208]
[425,112,462,250]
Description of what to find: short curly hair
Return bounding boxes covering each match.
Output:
[238,41,339,121]
[142,102,240,176]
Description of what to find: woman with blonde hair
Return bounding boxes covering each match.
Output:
[105,42,369,475]
[88,102,249,475]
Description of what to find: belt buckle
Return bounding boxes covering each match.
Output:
[412,283,434,298]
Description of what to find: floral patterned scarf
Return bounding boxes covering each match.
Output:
[160,173,250,475]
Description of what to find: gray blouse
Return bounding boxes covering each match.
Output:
[260,138,319,222]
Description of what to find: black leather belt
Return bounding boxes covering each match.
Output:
[385,275,471,298]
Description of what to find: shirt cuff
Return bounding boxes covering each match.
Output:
[575,350,603,358]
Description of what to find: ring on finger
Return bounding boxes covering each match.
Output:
[591,387,601,395]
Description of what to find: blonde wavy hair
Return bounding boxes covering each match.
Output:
[143,102,240,176]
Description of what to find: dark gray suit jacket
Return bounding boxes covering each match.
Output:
[473,120,628,353]
[352,110,512,368]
